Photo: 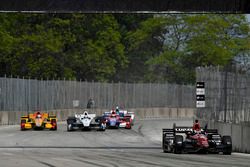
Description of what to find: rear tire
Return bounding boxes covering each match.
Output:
[67,117,76,132]
[51,126,57,131]
[67,124,73,132]
[173,123,176,129]
[162,135,166,153]
[222,136,232,155]
[174,135,183,154]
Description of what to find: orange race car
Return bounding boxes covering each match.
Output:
[20,111,57,131]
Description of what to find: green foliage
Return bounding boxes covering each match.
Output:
[0,14,248,84]
[0,14,127,81]
[145,14,250,84]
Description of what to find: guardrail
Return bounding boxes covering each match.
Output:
[200,120,250,153]
[0,107,195,125]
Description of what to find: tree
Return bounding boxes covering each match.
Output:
[116,15,168,82]
[0,14,128,81]
[65,14,127,81]
[146,14,250,84]
[0,14,248,84]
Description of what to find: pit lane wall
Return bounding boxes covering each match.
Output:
[0,107,195,125]
[201,120,250,153]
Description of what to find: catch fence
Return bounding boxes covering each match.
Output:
[0,77,195,112]
[196,66,250,123]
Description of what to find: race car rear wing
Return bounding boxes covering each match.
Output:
[162,129,175,138]
[49,115,57,118]
[124,114,131,118]
[162,129,174,133]
[127,112,135,119]
[205,129,218,134]
[174,127,193,133]
[163,126,201,133]
[173,126,217,133]
[163,127,218,134]
[103,112,111,115]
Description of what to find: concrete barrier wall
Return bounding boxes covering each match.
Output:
[202,120,250,153]
[0,107,195,125]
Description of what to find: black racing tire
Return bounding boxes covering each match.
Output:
[163,144,170,153]
[67,123,73,132]
[173,123,176,129]
[20,120,26,131]
[67,117,76,124]
[162,135,171,153]
[162,135,166,153]
[222,136,232,155]
[174,147,182,154]
[174,135,183,154]
[50,126,57,131]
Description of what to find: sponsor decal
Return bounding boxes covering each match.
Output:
[175,128,193,132]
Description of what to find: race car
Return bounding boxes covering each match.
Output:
[67,111,106,131]
[162,123,232,154]
[105,110,120,129]
[119,114,132,129]
[127,111,135,125]
[112,108,135,127]
[20,111,57,131]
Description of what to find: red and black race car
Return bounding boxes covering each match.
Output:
[162,123,232,154]
[119,114,132,129]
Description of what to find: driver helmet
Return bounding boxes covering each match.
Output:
[36,113,42,118]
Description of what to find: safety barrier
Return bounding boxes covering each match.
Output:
[201,120,250,153]
[0,107,195,125]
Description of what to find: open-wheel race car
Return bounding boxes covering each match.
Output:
[20,111,57,131]
[119,114,132,129]
[67,111,106,131]
[162,123,232,154]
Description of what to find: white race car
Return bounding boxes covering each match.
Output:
[67,111,106,131]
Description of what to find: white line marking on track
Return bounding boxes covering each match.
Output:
[232,153,250,157]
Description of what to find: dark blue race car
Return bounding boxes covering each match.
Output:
[106,113,120,129]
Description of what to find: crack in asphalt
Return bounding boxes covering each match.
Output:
[101,154,171,167]
[78,156,120,167]
[37,160,56,167]
[137,124,144,137]
[74,158,109,167]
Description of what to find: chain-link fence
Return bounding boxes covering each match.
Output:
[0,77,195,112]
[196,66,250,123]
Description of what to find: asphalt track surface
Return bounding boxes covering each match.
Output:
[0,119,249,167]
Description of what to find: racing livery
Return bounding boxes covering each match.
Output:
[127,111,135,125]
[106,110,120,129]
[20,111,57,131]
[102,108,135,129]
[119,114,132,129]
[162,123,232,154]
[67,111,106,131]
